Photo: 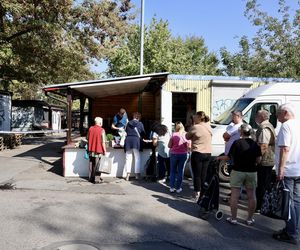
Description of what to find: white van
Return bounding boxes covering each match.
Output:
[211,82,300,181]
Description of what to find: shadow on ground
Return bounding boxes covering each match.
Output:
[14,135,65,176]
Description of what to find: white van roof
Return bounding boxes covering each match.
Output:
[243,82,300,98]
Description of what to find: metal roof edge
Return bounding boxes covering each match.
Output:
[42,72,169,90]
[168,74,297,82]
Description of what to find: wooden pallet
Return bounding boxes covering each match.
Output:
[0,134,23,149]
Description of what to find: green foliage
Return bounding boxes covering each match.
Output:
[107,17,220,76]
[106,133,114,141]
[221,0,300,79]
[0,0,134,98]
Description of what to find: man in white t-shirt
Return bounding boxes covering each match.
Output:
[218,110,244,202]
[223,110,244,156]
[273,103,300,245]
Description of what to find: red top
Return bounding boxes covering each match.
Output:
[88,125,105,154]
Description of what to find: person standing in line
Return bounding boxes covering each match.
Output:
[124,112,145,181]
[168,122,191,193]
[152,124,171,182]
[220,110,244,202]
[255,110,276,212]
[87,117,107,184]
[186,111,212,202]
[273,103,300,245]
[223,110,244,156]
[221,124,261,225]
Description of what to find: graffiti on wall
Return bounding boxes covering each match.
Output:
[212,99,235,120]
[0,93,12,131]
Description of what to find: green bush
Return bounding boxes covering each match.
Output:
[106,133,114,142]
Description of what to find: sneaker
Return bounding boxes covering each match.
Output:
[246,218,255,226]
[273,231,298,245]
[170,188,175,193]
[226,217,237,225]
[158,178,166,184]
[176,188,182,193]
[194,192,200,203]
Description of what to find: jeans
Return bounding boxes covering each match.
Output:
[169,153,188,190]
[191,152,211,193]
[284,177,300,240]
[157,155,170,180]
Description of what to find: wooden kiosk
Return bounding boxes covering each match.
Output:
[42,73,169,178]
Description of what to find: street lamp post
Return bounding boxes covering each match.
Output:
[140,0,144,75]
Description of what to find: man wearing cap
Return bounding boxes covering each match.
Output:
[223,124,262,225]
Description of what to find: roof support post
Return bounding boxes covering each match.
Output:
[66,90,73,144]
[88,98,94,129]
[79,96,86,136]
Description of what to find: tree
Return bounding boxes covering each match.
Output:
[107,18,220,77]
[0,0,134,98]
[221,0,300,79]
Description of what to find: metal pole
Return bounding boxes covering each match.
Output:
[139,0,144,75]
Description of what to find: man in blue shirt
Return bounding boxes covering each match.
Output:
[112,108,128,131]
[111,108,128,145]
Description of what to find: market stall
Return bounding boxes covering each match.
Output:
[43,73,169,178]
[62,144,152,178]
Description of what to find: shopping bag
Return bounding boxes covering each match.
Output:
[96,156,112,174]
[260,180,290,220]
[84,144,89,160]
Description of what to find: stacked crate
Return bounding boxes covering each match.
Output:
[11,134,23,148]
[0,136,3,151]
[0,134,23,150]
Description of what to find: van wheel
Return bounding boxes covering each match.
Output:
[218,157,230,182]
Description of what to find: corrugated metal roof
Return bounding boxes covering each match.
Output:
[169,74,296,82]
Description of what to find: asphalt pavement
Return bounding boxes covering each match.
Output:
[0,134,296,250]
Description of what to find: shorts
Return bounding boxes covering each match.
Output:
[230,170,257,189]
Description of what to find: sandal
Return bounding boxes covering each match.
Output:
[226,217,237,225]
[273,231,298,245]
[246,218,255,226]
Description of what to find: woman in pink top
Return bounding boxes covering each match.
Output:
[168,122,191,193]
[186,111,212,202]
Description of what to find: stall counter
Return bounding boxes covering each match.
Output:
[62,145,152,178]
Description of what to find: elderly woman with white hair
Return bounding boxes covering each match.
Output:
[88,117,107,184]
[220,124,262,226]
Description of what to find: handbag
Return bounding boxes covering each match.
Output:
[260,180,290,220]
[96,156,112,174]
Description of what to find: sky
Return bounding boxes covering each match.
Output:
[132,0,256,54]
[131,0,299,53]
[94,0,299,73]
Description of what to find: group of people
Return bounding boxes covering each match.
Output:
[87,108,146,182]
[218,103,299,245]
[149,110,213,197]
[87,103,300,245]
